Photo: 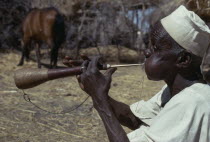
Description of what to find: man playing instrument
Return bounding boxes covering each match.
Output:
[64,5,210,142]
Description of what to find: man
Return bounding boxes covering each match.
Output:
[64,5,210,142]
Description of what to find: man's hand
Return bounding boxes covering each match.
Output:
[77,56,117,101]
[77,57,130,142]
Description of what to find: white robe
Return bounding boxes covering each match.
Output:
[128,83,210,142]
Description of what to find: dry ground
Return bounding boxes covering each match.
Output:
[0,50,164,142]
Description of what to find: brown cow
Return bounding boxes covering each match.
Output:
[18,7,65,68]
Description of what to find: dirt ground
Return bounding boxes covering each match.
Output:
[0,50,164,142]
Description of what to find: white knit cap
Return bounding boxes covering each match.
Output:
[161,5,210,57]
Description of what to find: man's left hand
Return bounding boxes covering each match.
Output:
[77,56,117,101]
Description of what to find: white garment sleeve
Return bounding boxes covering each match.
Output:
[130,85,170,126]
[129,84,210,142]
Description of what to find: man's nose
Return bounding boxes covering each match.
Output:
[144,48,153,58]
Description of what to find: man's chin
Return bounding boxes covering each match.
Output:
[146,75,161,81]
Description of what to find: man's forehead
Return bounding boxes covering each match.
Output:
[150,22,170,46]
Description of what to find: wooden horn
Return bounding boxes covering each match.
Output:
[14,63,143,89]
[14,67,82,89]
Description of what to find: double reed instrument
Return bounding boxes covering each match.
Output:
[14,64,143,89]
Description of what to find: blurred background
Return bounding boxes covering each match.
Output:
[0,0,209,62]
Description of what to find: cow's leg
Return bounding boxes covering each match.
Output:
[18,41,25,66]
[47,40,53,68]
[18,39,29,66]
[26,41,32,62]
[51,42,59,68]
[35,43,41,68]
[48,39,58,68]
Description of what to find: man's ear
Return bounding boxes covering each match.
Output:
[176,51,192,68]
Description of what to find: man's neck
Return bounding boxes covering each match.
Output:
[167,74,200,97]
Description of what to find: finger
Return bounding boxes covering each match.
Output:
[104,67,117,80]
[79,83,85,90]
[76,75,84,90]
[97,57,106,69]
[80,54,90,61]
[76,75,81,82]
[87,56,101,71]
[81,60,89,72]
